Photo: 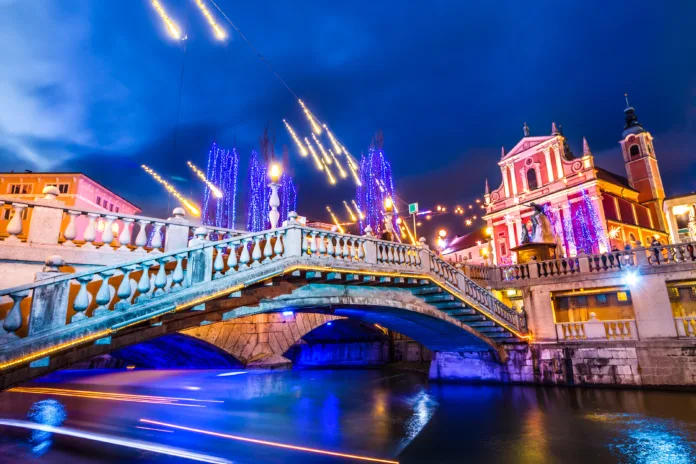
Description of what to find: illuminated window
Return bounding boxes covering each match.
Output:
[595,294,608,305]
[617,291,629,302]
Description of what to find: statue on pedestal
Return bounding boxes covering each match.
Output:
[530,203,555,243]
[688,206,696,242]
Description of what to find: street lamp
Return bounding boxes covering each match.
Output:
[268,163,281,229]
[383,197,395,240]
[436,228,447,252]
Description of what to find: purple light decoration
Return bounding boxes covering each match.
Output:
[202,143,239,229]
[355,142,399,237]
[570,189,608,255]
[247,151,298,232]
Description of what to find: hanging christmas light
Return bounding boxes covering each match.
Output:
[201,143,239,230]
[151,0,182,40]
[328,149,347,178]
[343,200,357,221]
[347,159,362,186]
[356,142,399,236]
[283,120,307,157]
[321,159,337,185]
[194,0,225,40]
[187,161,223,198]
[326,206,344,233]
[304,138,324,170]
[311,133,332,165]
[298,100,322,135]
[142,165,200,216]
[323,124,342,154]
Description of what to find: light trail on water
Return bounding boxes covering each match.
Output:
[140,419,400,463]
[8,387,223,407]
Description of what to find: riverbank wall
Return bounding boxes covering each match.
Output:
[429,339,696,388]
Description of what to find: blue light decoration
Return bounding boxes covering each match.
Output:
[355,133,399,237]
[27,399,67,456]
[246,151,298,232]
[571,189,608,255]
[202,143,239,229]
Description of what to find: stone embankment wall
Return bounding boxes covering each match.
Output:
[287,339,431,367]
[430,340,696,388]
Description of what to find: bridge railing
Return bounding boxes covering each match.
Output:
[0,219,527,354]
[0,190,243,254]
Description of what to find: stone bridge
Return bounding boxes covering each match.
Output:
[0,217,528,389]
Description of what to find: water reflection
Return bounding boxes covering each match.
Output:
[27,399,67,456]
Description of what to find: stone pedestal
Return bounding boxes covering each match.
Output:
[511,242,558,264]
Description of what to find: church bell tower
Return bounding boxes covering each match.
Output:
[618,95,666,231]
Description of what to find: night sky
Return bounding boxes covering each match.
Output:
[1,1,695,236]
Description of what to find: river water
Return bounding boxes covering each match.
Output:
[1,369,695,463]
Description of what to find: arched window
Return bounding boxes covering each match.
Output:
[629,144,640,157]
[527,168,538,190]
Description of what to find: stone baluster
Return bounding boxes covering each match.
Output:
[326,234,335,259]
[101,215,117,250]
[273,230,284,258]
[5,203,28,243]
[606,323,615,339]
[621,321,629,338]
[62,210,80,247]
[357,239,365,260]
[82,213,99,249]
[226,242,239,274]
[134,220,150,253]
[239,239,251,268]
[318,233,327,257]
[343,237,351,260]
[72,275,94,322]
[153,258,168,295]
[172,253,186,290]
[117,218,134,251]
[251,235,263,266]
[301,232,309,256]
[263,232,274,262]
[388,244,395,264]
[93,270,115,317]
[351,238,359,260]
[115,266,135,310]
[213,243,226,278]
[136,261,154,302]
[310,232,319,256]
[150,222,164,252]
[1,290,29,344]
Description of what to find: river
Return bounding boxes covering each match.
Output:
[1,369,695,463]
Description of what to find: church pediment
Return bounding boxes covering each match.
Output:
[501,136,556,162]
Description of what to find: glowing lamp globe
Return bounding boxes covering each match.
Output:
[269,164,281,183]
[438,229,447,239]
[384,197,394,213]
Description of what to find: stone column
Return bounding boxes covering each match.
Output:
[164,207,191,252]
[28,255,71,336]
[522,284,557,342]
[187,227,213,287]
[283,212,303,258]
[630,273,678,339]
[27,186,65,246]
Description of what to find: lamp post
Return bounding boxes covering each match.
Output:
[268,163,281,229]
[437,228,447,253]
[485,226,494,265]
[383,197,395,240]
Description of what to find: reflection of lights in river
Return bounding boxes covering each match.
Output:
[28,399,66,456]
[586,413,694,463]
[396,389,438,454]
[140,419,400,463]
[217,371,248,377]
[9,387,222,407]
[0,419,230,463]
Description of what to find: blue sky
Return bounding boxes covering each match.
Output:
[1,0,694,229]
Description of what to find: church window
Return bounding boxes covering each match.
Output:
[527,168,538,190]
[629,144,640,157]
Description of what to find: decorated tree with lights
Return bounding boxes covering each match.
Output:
[356,131,399,237]
[202,142,239,229]
[571,190,609,254]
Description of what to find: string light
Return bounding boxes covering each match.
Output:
[608,226,621,240]
[341,145,360,170]
[323,124,342,154]
[187,161,223,198]
[142,165,200,216]
[151,0,182,40]
[328,149,347,178]
[400,217,417,245]
[351,200,364,219]
[321,159,337,185]
[343,200,357,221]
[201,143,239,230]
[311,134,332,165]
[348,160,362,186]
[356,145,399,237]
[283,120,308,156]
[298,99,322,134]
[304,138,324,170]
[326,206,344,232]
[194,0,225,40]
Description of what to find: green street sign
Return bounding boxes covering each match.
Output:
[408,202,419,215]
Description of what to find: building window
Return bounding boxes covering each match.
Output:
[617,291,630,303]
[575,296,588,307]
[527,169,538,190]
[115,206,120,213]
[96,195,102,206]
[1,207,28,221]
[557,297,569,310]
[468,252,472,259]
[45,183,70,194]
[629,144,640,157]
[595,294,608,305]
[8,184,33,195]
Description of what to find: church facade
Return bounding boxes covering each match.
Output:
[483,100,668,265]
